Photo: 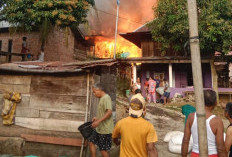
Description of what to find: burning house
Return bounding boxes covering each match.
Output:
[119,24,232,103]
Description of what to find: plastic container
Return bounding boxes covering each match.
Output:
[126,90,130,96]
[78,122,93,139]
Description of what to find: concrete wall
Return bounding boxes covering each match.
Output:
[0,28,75,62]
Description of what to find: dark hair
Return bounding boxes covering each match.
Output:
[93,83,105,92]
[225,102,232,118]
[135,89,141,94]
[23,37,27,41]
[163,78,167,81]
[204,90,216,107]
[146,78,149,81]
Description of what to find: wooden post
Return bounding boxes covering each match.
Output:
[169,63,173,87]
[187,0,208,156]
[210,59,220,106]
[133,64,137,83]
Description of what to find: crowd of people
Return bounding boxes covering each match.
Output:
[88,82,232,157]
[131,76,170,104]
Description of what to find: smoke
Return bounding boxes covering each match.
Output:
[85,0,157,37]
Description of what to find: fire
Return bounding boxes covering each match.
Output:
[92,36,141,58]
[85,0,157,58]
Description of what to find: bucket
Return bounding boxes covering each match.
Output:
[78,122,93,139]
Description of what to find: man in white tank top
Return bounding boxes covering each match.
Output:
[181,90,226,157]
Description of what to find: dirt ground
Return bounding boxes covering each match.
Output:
[116,96,230,157]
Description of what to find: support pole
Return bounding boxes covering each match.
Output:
[187,0,208,156]
[133,64,137,83]
[113,4,119,59]
[80,72,90,157]
[169,63,173,87]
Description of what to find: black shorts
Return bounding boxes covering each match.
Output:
[164,92,170,98]
[88,130,112,151]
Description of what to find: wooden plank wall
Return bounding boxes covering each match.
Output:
[0,73,91,132]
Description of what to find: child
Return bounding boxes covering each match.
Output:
[163,78,170,104]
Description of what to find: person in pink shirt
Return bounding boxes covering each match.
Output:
[148,76,156,103]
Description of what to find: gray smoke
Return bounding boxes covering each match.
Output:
[81,0,156,37]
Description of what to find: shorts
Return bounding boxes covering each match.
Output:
[88,130,112,151]
[191,152,218,157]
[164,92,170,98]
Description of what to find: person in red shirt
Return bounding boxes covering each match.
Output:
[144,78,149,101]
[148,76,156,103]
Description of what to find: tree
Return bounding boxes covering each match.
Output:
[0,0,94,49]
[148,0,232,55]
[148,0,232,105]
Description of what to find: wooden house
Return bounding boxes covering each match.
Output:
[0,59,116,156]
[119,24,232,102]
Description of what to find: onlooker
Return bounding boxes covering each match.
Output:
[224,102,232,156]
[181,90,227,157]
[38,48,44,61]
[163,78,170,104]
[156,80,164,103]
[131,77,141,90]
[21,37,29,61]
[154,75,160,88]
[112,94,158,157]
[148,76,156,103]
[144,78,149,101]
[21,37,29,54]
[128,85,138,102]
[88,83,114,157]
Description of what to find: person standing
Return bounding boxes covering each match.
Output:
[21,37,29,61]
[21,37,29,53]
[163,78,170,104]
[224,102,232,156]
[88,83,114,157]
[112,94,158,157]
[144,78,149,101]
[38,48,44,61]
[181,90,227,157]
[148,76,156,103]
[131,77,141,90]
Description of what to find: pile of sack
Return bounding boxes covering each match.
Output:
[164,131,193,154]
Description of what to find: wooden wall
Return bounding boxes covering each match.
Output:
[0,73,93,132]
[141,40,182,57]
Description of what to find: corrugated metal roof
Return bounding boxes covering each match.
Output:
[0,59,117,73]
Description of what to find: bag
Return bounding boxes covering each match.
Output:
[164,131,183,142]
[78,122,93,139]
[168,134,193,154]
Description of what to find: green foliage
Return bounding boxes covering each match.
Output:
[1,0,94,31]
[0,0,94,49]
[148,0,232,54]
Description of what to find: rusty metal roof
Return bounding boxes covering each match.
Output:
[0,59,117,74]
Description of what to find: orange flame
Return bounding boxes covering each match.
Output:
[92,36,141,58]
